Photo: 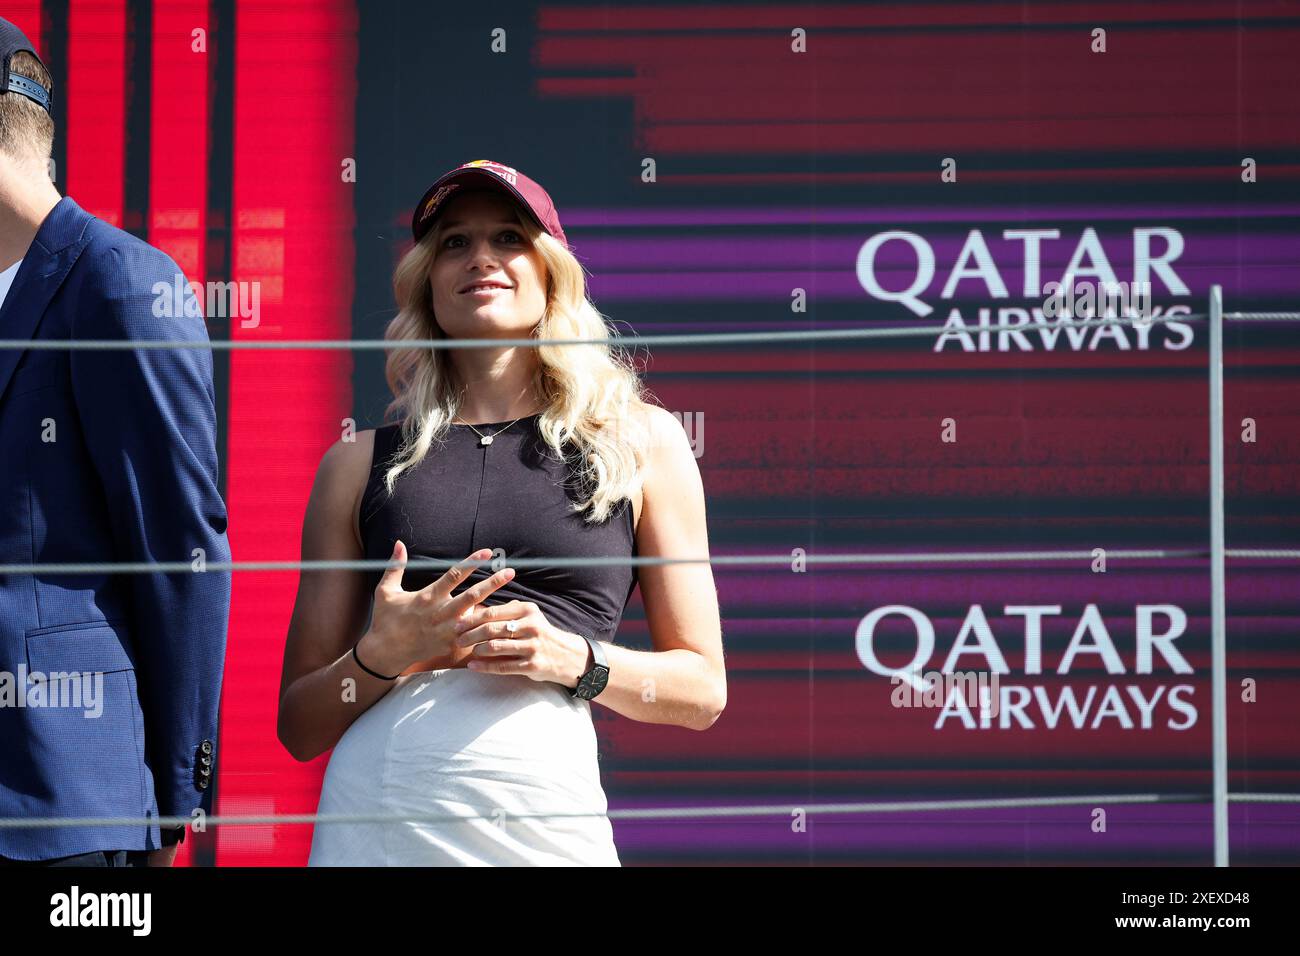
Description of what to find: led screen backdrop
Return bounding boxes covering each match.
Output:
[14,0,1299,865]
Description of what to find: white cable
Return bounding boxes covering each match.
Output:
[0,791,1273,830]
[0,311,1207,351]
[2,548,1295,577]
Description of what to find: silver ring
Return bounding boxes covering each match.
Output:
[505,620,517,633]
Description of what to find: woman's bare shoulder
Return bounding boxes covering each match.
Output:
[638,404,692,463]
[311,429,378,549]
[316,429,376,485]
[634,404,700,517]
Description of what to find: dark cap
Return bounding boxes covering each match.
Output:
[412,160,568,250]
[0,18,50,114]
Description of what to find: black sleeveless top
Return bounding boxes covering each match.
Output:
[359,414,639,644]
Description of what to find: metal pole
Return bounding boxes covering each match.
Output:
[1209,284,1229,866]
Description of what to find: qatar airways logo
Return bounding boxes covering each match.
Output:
[856,227,1196,352]
[856,604,1197,731]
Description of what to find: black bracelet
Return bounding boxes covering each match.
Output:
[352,641,400,681]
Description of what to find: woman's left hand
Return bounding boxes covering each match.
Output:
[453,600,591,688]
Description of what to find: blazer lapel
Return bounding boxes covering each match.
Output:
[0,195,95,406]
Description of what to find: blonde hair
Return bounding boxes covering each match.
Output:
[380,201,655,524]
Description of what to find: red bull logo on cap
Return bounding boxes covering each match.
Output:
[459,159,518,186]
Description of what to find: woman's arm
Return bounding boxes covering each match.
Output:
[591,406,726,731]
[276,433,397,762]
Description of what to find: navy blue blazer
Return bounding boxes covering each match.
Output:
[0,196,230,860]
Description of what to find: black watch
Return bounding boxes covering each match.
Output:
[159,825,186,847]
[570,634,609,700]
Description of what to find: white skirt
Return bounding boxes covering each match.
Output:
[307,667,620,866]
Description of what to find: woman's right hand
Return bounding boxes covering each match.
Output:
[358,540,515,676]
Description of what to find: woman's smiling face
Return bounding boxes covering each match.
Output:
[428,190,549,339]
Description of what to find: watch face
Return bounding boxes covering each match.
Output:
[577,665,609,699]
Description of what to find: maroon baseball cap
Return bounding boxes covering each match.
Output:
[411,159,568,250]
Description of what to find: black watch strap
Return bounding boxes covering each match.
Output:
[570,634,609,700]
[160,825,186,847]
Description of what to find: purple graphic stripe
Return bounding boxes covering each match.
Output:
[718,566,1300,609]
[564,205,1300,228]
[577,235,1300,270]
[588,268,1298,301]
[609,801,1300,861]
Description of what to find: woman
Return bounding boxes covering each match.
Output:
[277,160,725,866]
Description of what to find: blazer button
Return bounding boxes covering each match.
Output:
[200,740,213,755]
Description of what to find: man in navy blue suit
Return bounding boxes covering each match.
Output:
[0,20,230,866]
